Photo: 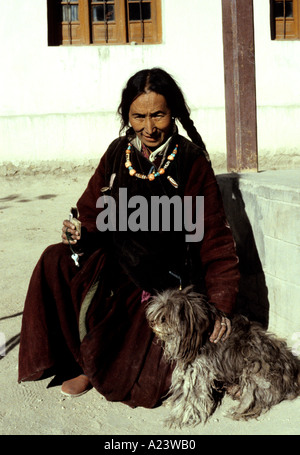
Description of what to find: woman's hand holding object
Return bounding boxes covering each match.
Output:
[62,220,81,245]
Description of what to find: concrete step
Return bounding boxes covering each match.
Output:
[217,170,300,346]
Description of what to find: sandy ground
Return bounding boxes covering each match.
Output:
[0,168,299,437]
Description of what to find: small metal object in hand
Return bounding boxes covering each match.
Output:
[71,252,80,267]
[67,207,81,267]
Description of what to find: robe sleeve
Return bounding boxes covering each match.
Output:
[184,155,240,315]
[76,137,122,237]
[76,155,106,232]
[74,154,107,251]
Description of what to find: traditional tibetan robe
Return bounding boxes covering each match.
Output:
[18,134,240,408]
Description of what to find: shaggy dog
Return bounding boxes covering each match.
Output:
[146,286,300,428]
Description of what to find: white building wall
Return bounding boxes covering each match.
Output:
[0,0,299,167]
[253,0,300,159]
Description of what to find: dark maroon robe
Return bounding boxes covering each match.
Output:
[18,134,240,408]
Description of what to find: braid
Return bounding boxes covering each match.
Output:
[178,110,210,161]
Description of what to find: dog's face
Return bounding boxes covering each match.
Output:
[146,291,184,341]
[146,287,212,363]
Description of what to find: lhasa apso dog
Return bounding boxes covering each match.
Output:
[146,286,300,428]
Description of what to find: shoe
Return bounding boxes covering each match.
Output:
[61,374,92,397]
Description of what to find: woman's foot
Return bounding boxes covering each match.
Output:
[61,374,92,397]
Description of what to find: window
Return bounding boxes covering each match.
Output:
[47,0,162,45]
[270,0,300,39]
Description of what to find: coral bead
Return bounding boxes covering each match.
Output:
[159,168,165,174]
[167,155,174,161]
[125,161,132,168]
[129,169,136,176]
[148,173,155,181]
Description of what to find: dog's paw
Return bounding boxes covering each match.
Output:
[164,415,183,429]
[227,406,263,421]
[164,412,204,428]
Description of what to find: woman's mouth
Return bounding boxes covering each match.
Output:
[143,134,159,142]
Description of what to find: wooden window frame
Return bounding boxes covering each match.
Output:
[48,0,162,46]
[270,0,300,40]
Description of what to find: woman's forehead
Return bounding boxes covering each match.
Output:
[130,92,170,114]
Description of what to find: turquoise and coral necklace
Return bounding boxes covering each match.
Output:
[124,143,179,187]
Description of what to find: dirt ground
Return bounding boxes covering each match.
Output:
[0,166,299,437]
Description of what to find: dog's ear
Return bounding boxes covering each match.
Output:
[176,296,209,364]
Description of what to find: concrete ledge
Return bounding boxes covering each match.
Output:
[217,170,300,345]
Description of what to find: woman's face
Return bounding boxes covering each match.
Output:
[128,91,172,149]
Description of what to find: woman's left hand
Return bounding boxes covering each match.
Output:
[209,315,231,343]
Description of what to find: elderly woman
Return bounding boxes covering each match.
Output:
[18,68,240,406]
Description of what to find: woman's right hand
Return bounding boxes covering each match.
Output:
[61,220,81,245]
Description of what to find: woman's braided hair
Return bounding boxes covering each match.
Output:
[117,68,208,155]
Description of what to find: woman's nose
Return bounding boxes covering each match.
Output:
[144,116,156,134]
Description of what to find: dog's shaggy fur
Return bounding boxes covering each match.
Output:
[146,286,300,428]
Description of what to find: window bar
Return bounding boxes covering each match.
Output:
[139,0,145,43]
[67,0,72,44]
[104,1,108,43]
[283,0,286,38]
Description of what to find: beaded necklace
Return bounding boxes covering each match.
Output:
[125,143,179,186]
